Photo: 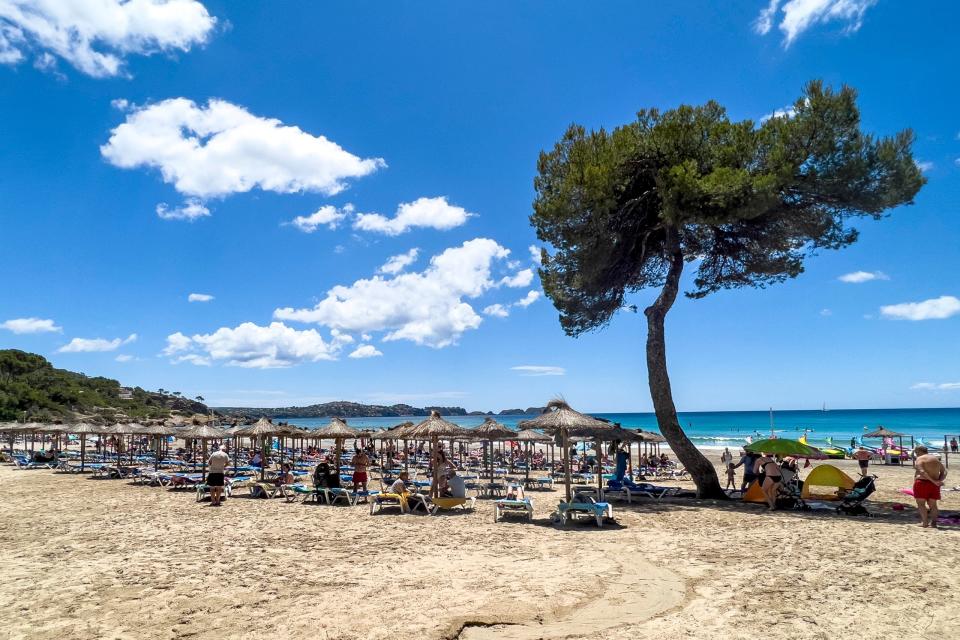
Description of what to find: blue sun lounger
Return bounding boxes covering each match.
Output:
[555,496,613,527]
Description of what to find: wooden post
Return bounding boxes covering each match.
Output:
[562,428,571,503]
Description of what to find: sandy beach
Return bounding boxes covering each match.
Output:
[1,454,958,640]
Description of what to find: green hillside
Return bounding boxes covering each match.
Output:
[0,349,208,422]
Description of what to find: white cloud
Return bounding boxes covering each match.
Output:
[354,196,472,235]
[0,0,216,78]
[114,354,133,362]
[916,160,934,173]
[511,365,565,377]
[483,304,510,318]
[819,308,833,317]
[755,0,877,46]
[188,293,214,302]
[156,198,209,221]
[838,270,889,283]
[349,344,383,359]
[275,238,511,348]
[162,321,346,368]
[759,105,797,123]
[529,245,542,265]
[514,290,541,308]
[500,268,534,288]
[101,98,384,214]
[912,382,960,391]
[880,296,960,321]
[59,333,137,353]
[378,248,420,275]
[288,204,352,233]
[1,317,62,334]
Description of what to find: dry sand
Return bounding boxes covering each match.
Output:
[1,458,958,640]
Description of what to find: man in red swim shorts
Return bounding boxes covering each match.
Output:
[351,448,370,493]
[913,446,947,528]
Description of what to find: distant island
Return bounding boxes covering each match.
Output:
[215,402,548,419]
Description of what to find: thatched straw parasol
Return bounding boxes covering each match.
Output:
[313,418,360,471]
[519,399,619,501]
[181,424,229,475]
[137,423,178,469]
[470,417,517,490]
[234,417,282,479]
[404,411,471,497]
[68,423,100,472]
[863,426,912,457]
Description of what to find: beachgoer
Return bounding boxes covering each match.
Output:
[313,460,331,488]
[351,449,370,493]
[851,446,871,476]
[275,463,294,486]
[251,451,263,468]
[505,483,525,500]
[389,471,410,495]
[950,438,958,453]
[754,453,781,511]
[206,444,229,506]
[725,463,736,490]
[734,451,758,492]
[614,445,629,481]
[720,448,733,466]
[913,446,947,528]
[445,469,466,498]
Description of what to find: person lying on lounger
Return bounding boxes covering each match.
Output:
[504,484,525,501]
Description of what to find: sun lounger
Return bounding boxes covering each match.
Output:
[429,496,476,514]
[249,482,286,498]
[623,481,681,501]
[555,495,613,527]
[524,476,553,490]
[370,492,408,514]
[494,497,533,522]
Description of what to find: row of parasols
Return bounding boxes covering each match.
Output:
[3,400,667,500]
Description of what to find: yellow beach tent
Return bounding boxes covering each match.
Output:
[801,464,855,501]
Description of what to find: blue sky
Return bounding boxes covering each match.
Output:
[1,1,958,412]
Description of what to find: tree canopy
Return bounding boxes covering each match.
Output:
[533,81,924,336]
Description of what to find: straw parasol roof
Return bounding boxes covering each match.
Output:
[138,423,178,436]
[181,424,229,440]
[518,399,616,438]
[313,417,360,439]
[863,426,907,438]
[68,423,100,435]
[403,410,471,439]
[370,422,414,440]
[234,417,283,437]
[470,417,517,441]
[637,430,667,444]
[513,428,552,443]
[36,423,67,433]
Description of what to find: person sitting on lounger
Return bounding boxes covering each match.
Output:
[275,463,294,486]
[504,484,525,501]
[443,469,466,499]
[388,471,410,495]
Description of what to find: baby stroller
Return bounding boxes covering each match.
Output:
[836,474,877,516]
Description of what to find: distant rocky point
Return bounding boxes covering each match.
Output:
[213,401,547,419]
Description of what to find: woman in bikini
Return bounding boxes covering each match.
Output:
[753,453,782,511]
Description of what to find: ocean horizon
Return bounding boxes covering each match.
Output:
[275,406,960,449]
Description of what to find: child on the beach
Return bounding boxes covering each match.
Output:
[725,463,736,490]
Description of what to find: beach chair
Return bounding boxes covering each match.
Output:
[326,487,357,506]
[626,481,681,502]
[603,480,633,503]
[494,486,534,522]
[249,481,284,498]
[196,481,235,502]
[282,484,322,503]
[370,492,408,514]
[555,493,613,528]
[429,496,476,515]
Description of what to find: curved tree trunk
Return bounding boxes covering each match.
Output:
[644,229,726,499]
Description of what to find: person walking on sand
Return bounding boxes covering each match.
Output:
[720,447,733,466]
[725,463,737,491]
[913,446,947,528]
[852,446,872,477]
[206,444,230,507]
[754,453,781,511]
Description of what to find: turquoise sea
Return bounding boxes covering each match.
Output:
[282,407,960,450]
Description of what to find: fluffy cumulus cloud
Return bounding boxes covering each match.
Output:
[500,268,533,288]
[354,196,472,236]
[483,304,510,318]
[911,382,960,391]
[754,0,877,46]
[838,270,889,284]
[274,238,513,348]
[156,199,209,221]
[348,344,383,359]
[378,248,420,275]
[529,245,542,265]
[187,292,213,302]
[0,0,217,77]
[162,322,349,368]
[101,98,384,215]
[59,333,137,353]
[483,290,541,319]
[1,317,62,334]
[288,204,353,233]
[880,296,960,321]
[511,365,565,377]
